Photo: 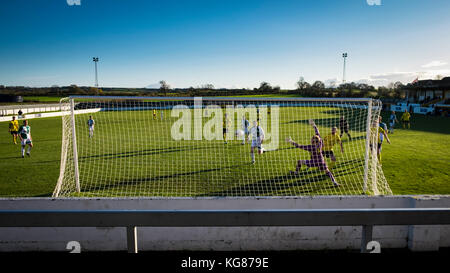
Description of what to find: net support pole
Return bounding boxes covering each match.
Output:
[363,99,372,194]
[70,98,81,193]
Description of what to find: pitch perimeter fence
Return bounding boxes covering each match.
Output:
[1,208,450,253]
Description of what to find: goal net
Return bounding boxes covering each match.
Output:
[53,96,392,197]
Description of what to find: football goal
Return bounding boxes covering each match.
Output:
[53,96,392,197]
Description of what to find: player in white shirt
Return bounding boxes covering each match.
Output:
[18,120,33,158]
[87,116,95,138]
[248,121,265,164]
[241,115,250,144]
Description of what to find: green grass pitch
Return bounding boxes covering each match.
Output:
[0,107,449,197]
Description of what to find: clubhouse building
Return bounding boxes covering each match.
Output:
[403,77,450,105]
[391,77,450,115]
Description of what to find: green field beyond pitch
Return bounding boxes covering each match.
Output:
[0,109,449,197]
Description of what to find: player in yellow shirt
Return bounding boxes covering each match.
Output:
[8,116,19,145]
[321,127,344,169]
[400,110,411,129]
[370,119,391,164]
[152,109,157,120]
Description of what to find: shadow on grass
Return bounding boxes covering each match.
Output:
[199,159,362,197]
[199,171,357,197]
[78,145,212,162]
[0,156,26,160]
[29,146,210,165]
[32,192,53,197]
[81,164,246,194]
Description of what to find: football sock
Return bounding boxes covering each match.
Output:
[327,171,337,185]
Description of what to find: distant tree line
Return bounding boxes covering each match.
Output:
[294,77,405,99]
[0,77,406,100]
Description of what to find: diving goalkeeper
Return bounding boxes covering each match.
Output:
[285,119,339,187]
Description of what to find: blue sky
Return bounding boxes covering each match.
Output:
[0,0,449,88]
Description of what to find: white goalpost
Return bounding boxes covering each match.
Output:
[53,96,391,197]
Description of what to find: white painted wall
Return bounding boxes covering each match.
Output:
[0,104,62,116]
[390,103,435,115]
[413,107,434,114]
[0,196,448,252]
[0,109,101,122]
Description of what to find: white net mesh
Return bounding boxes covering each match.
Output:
[53,96,392,197]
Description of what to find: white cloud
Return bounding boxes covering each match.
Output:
[420,69,450,79]
[67,0,81,6]
[357,69,450,87]
[324,78,340,88]
[357,72,416,87]
[421,60,448,68]
[145,83,161,88]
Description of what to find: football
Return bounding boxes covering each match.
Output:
[235,129,245,137]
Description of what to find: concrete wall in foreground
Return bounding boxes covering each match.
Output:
[0,196,449,252]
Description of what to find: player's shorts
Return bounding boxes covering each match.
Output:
[251,138,262,149]
[339,127,349,133]
[89,126,94,131]
[304,160,328,171]
[223,128,228,134]
[389,122,395,128]
[10,131,18,135]
[243,128,249,135]
[21,139,32,146]
[322,150,334,158]
[402,120,410,124]
[370,143,382,152]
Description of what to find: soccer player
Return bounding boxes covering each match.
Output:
[8,116,19,144]
[401,110,411,129]
[241,115,250,144]
[370,118,391,164]
[223,113,231,144]
[285,119,339,187]
[339,116,351,140]
[248,121,264,164]
[378,116,388,146]
[322,127,344,169]
[379,116,388,133]
[153,109,157,120]
[18,120,33,158]
[87,116,95,138]
[388,111,399,134]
